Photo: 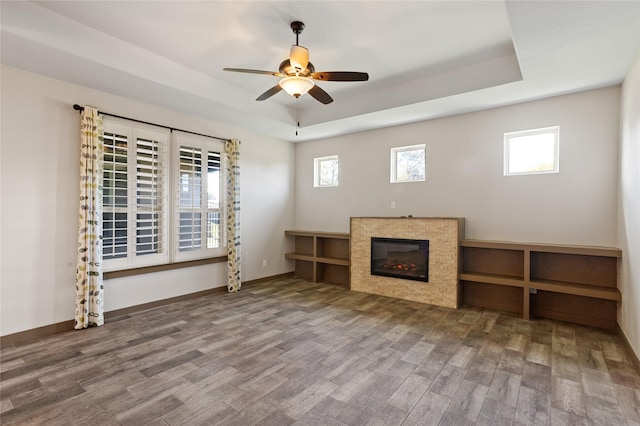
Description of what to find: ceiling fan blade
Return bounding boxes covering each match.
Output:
[223,68,285,77]
[256,85,283,101]
[311,71,369,82]
[308,85,333,104]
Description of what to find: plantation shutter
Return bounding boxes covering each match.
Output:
[177,145,202,252]
[103,131,129,261]
[206,151,221,249]
[102,120,169,270]
[136,137,166,256]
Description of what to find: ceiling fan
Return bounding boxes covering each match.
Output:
[223,21,369,105]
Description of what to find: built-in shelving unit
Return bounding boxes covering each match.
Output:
[459,240,622,329]
[285,230,350,286]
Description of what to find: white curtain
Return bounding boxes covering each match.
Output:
[74,106,105,328]
[225,139,241,292]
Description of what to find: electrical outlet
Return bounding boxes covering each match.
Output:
[391,201,396,209]
[262,259,267,267]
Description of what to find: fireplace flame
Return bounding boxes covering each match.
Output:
[382,262,418,272]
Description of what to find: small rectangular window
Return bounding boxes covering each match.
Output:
[314,155,339,187]
[391,144,425,183]
[504,126,559,176]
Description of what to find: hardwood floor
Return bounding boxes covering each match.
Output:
[1,277,640,425]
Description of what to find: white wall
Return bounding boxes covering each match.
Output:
[618,55,640,359]
[0,65,295,336]
[295,87,621,247]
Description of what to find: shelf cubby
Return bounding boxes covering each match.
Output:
[460,239,621,329]
[462,246,525,279]
[285,230,350,286]
[461,280,524,316]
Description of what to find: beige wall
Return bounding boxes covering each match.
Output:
[618,55,640,359]
[0,65,296,336]
[1,61,633,364]
[294,87,621,247]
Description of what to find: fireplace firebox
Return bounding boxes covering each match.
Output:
[370,237,429,282]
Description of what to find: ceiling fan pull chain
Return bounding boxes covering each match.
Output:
[296,100,300,136]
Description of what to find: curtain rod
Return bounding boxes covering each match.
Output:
[73,104,232,143]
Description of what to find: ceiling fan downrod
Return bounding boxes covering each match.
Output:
[289,21,309,74]
[291,21,305,46]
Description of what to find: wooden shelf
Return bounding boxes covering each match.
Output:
[530,279,621,301]
[284,252,315,262]
[460,239,622,329]
[316,256,351,267]
[285,230,350,285]
[459,272,525,288]
[461,239,621,256]
[285,230,350,240]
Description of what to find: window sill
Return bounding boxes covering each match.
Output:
[104,256,228,280]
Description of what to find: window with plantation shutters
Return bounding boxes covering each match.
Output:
[174,133,225,261]
[101,119,225,271]
[102,120,169,271]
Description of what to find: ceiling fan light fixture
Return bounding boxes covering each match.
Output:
[289,45,309,71]
[223,20,367,106]
[279,76,314,98]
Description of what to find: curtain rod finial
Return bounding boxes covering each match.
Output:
[73,104,84,112]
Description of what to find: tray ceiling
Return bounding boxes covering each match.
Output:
[1,1,638,141]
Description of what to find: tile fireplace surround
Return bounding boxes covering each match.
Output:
[350,217,465,309]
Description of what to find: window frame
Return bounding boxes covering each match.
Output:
[504,126,560,176]
[314,155,339,188]
[390,144,426,183]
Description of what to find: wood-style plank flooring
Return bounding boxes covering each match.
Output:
[2,277,640,425]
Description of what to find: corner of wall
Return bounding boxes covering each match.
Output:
[617,54,640,363]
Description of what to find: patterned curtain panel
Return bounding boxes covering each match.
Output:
[75,106,105,329]
[225,139,241,292]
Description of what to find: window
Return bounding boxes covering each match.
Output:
[391,144,425,183]
[174,133,225,262]
[504,126,559,176]
[314,155,339,187]
[102,120,225,271]
[102,121,169,271]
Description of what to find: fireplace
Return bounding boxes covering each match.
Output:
[352,217,463,308]
[370,237,429,282]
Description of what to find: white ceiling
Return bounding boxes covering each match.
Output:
[1,1,639,142]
